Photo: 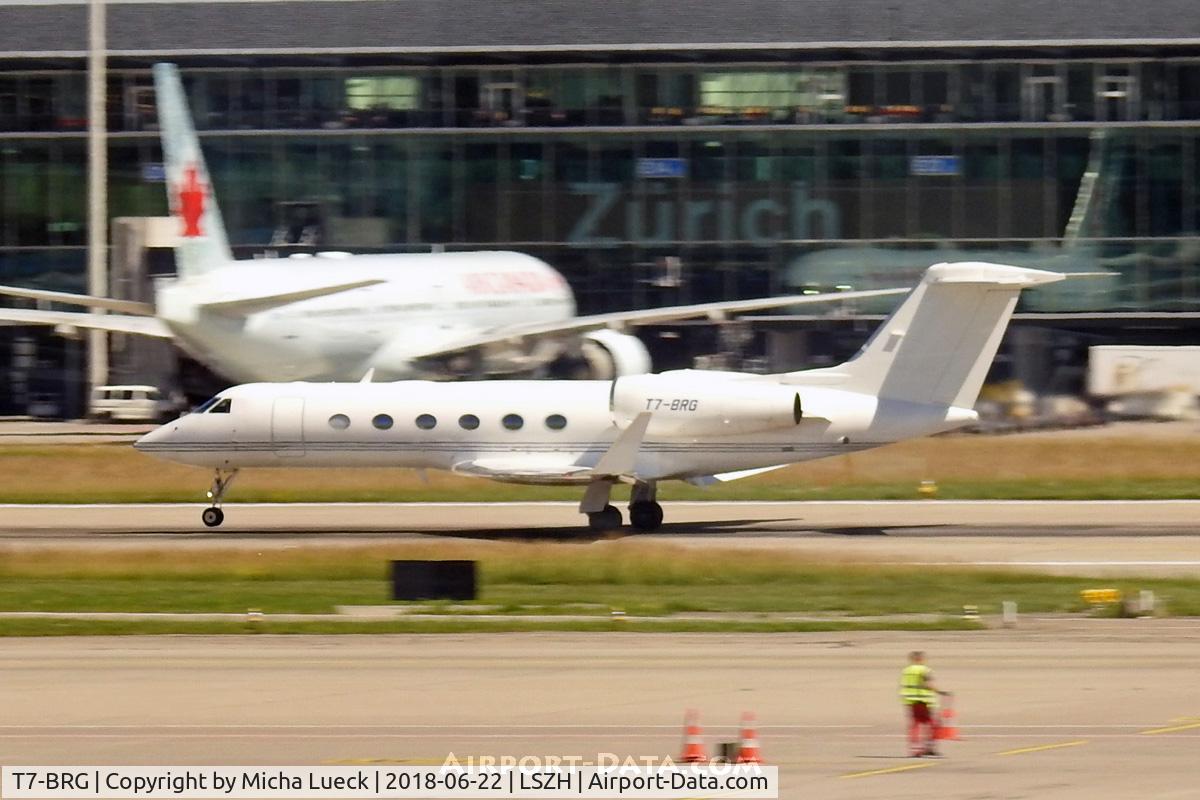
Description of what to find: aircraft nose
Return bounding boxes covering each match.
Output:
[134,422,175,452]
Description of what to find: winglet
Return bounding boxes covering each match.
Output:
[592,412,651,476]
[360,368,376,384]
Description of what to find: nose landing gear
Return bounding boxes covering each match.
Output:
[202,469,239,527]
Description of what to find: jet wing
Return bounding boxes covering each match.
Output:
[451,456,595,482]
[198,278,386,315]
[452,414,653,486]
[408,287,909,359]
[686,464,791,486]
[0,308,174,338]
[0,285,156,315]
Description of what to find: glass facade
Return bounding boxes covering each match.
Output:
[2,56,1200,314]
[5,58,1200,133]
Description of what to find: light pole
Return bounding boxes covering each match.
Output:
[86,0,108,410]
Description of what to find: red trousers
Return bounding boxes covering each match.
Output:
[907,702,938,753]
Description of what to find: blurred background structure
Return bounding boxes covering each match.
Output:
[1,0,1200,416]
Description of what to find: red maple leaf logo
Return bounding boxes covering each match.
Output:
[177,164,206,238]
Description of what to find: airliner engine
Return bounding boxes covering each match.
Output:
[610,371,802,436]
[579,329,653,378]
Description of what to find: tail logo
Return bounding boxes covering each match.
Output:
[176,164,207,238]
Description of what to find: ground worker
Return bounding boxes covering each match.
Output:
[900,650,949,757]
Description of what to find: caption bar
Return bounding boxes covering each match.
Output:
[2,766,778,799]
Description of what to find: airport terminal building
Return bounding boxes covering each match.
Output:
[2,0,1200,412]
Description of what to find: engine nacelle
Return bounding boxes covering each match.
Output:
[611,371,802,437]
[580,329,652,379]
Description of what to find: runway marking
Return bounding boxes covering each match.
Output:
[911,561,1200,567]
[0,724,871,730]
[996,739,1088,756]
[1140,721,1200,735]
[839,762,936,779]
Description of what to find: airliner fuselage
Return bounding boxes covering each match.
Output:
[156,251,574,382]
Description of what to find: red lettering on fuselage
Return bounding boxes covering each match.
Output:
[462,271,562,295]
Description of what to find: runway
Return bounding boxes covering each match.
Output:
[4,502,1199,798]
[3,629,1199,799]
[3,501,1200,575]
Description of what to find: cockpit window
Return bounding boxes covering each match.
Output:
[208,398,232,414]
[193,396,220,414]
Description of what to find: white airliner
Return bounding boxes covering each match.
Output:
[0,63,903,383]
[135,261,1067,530]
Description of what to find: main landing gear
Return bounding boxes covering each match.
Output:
[581,480,663,532]
[202,469,239,527]
[628,480,663,532]
[587,504,623,532]
[628,501,664,532]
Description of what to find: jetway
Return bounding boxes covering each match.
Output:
[107,216,181,397]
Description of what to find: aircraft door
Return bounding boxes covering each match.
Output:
[271,397,305,457]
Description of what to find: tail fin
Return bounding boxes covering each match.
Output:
[828,262,1064,408]
[153,62,233,278]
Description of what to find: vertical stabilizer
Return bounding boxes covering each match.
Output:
[820,262,1065,408]
[154,63,233,278]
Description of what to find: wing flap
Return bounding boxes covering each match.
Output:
[451,457,593,481]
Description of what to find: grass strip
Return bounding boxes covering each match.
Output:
[1,542,1197,617]
[3,437,1200,502]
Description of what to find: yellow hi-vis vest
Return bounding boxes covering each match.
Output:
[900,664,934,705]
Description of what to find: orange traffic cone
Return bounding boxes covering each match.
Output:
[735,712,763,764]
[934,696,959,741]
[680,709,707,763]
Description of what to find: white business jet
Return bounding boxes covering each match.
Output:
[136,261,1066,530]
[0,64,903,383]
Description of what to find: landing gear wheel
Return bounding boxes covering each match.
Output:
[200,469,238,529]
[629,501,664,532]
[587,504,623,532]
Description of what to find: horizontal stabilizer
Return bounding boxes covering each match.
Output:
[0,308,173,338]
[199,279,385,315]
[0,285,155,316]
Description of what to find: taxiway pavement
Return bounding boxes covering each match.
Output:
[2,629,1199,799]
[3,501,1200,575]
